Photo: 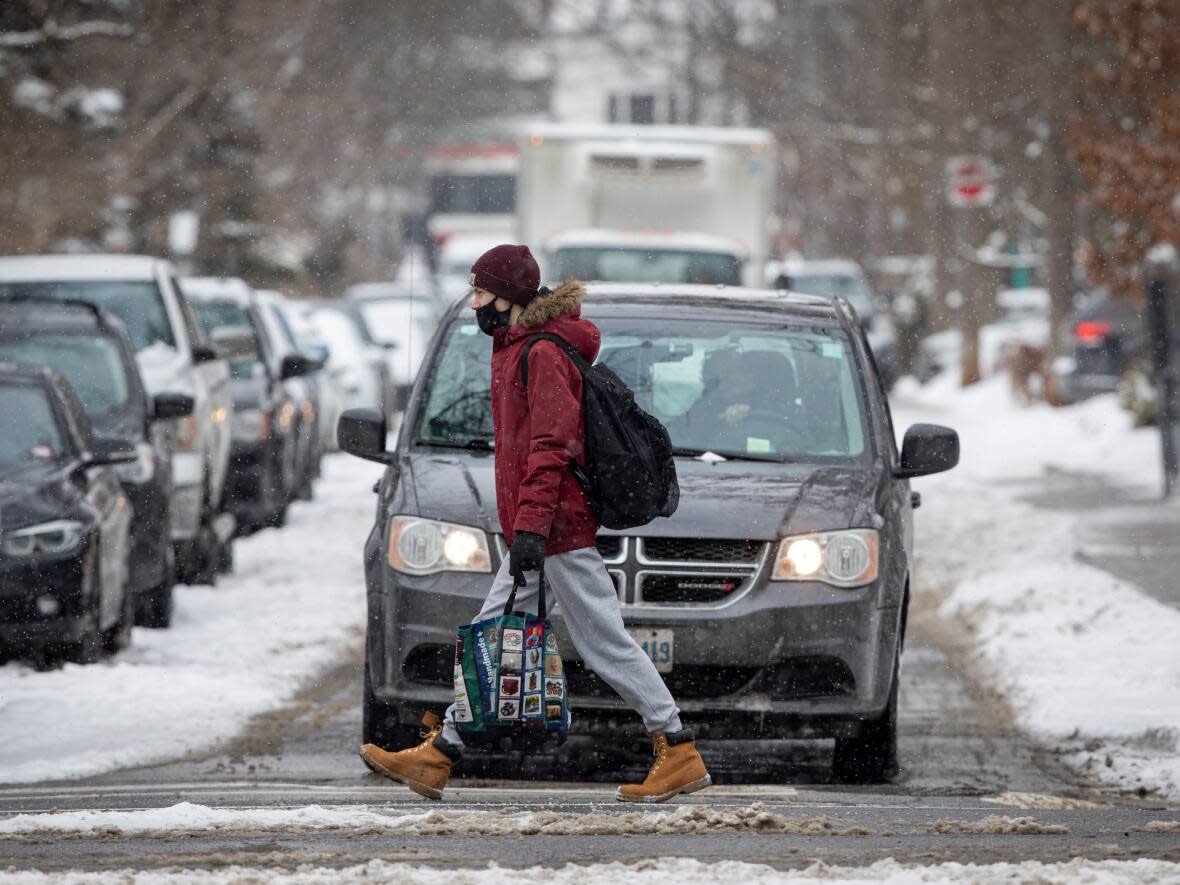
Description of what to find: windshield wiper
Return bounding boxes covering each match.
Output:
[671,446,790,463]
[421,438,493,451]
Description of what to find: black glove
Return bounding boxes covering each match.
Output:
[509,531,546,581]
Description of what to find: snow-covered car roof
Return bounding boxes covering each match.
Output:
[179,276,253,304]
[0,254,166,282]
[546,228,749,256]
[520,123,773,147]
[582,282,837,315]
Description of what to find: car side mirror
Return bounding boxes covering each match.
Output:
[192,344,220,364]
[338,407,391,464]
[85,437,138,467]
[894,423,959,479]
[280,353,317,380]
[152,392,194,421]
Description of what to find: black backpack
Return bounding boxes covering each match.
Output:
[520,333,679,530]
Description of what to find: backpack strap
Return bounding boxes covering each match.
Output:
[520,333,591,388]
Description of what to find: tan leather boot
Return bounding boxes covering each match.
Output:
[616,729,711,803]
[359,711,461,801]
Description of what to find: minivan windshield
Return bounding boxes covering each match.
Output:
[0,281,175,352]
[417,315,868,462]
[553,247,743,286]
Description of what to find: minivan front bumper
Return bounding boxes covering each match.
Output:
[366,550,902,740]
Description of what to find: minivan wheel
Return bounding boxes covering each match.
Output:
[832,656,899,784]
[362,661,419,749]
[136,580,174,628]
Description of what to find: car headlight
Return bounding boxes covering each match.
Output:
[771,529,879,588]
[1,520,86,558]
[115,441,156,484]
[387,516,492,576]
[233,408,271,441]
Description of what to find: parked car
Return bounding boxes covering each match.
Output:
[278,298,343,463]
[253,290,321,501]
[339,284,958,783]
[345,284,439,415]
[0,255,233,585]
[183,278,315,532]
[305,305,389,419]
[1052,288,1147,403]
[0,300,193,627]
[771,259,899,390]
[0,361,136,664]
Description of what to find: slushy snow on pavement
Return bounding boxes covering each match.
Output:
[892,374,1180,799]
[0,857,1178,884]
[0,454,384,784]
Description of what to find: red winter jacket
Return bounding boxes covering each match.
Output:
[490,280,600,555]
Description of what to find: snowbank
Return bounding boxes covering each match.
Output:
[0,857,1178,884]
[892,375,1180,798]
[0,455,384,784]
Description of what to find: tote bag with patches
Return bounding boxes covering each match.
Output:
[452,567,568,740]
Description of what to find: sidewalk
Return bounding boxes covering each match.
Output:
[1021,468,1180,612]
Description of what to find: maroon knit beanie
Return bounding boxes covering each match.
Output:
[470,244,541,307]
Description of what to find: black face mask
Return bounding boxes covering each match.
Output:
[475,301,511,336]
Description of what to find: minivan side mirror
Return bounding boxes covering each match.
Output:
[85,437,138,467]
[280,353,319,380]
[894,423,959,479]
[338,407,391,464]
[152,392,195,421]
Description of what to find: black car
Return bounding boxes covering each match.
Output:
[339,284,958,783]
[1052,288,1148,403]
[0,300,194,627]
[184,282,315,533]
[0,361,137,664]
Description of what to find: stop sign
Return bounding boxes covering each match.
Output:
[946,156,995,208]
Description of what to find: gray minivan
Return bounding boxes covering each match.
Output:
[339,284,958,782]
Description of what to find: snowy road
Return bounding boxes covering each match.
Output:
[3,383,1180,879]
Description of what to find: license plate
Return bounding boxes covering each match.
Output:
[629,628,673,673]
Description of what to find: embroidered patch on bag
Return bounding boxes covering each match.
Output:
[523,694,542,716]
[544,677,565,700]
[545,653,563,676]
[544,632,559,654]
[546,702,563,720]
[525,647,542,669]
[502,628,524,652]
[525,671,541,693]
[501,651,522,672]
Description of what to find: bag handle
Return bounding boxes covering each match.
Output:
[520,333,591,389]
[502,563,547,620]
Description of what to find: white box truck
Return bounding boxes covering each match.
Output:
[516,124,777,288]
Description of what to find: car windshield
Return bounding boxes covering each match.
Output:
[553,247,743,286]
[0,334,135,424]
[417,316,868,462]
[0,383,66,472]
[191,299,262,378]
[0,281,175,352]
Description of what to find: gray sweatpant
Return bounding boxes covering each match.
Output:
[441,545,682,747]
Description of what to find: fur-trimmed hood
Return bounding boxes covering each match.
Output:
[518,280,585,328]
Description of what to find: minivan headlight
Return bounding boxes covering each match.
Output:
[1,520,85,558]
[771,529,878,588]
[387,516,492,576]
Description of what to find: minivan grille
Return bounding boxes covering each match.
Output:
[595,536,623,560]
[639,572,747,604]
[640,537,763,564]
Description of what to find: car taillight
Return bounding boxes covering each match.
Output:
[1074,321,1112,345]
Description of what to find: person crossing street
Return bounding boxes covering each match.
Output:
[359,244,710,803]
